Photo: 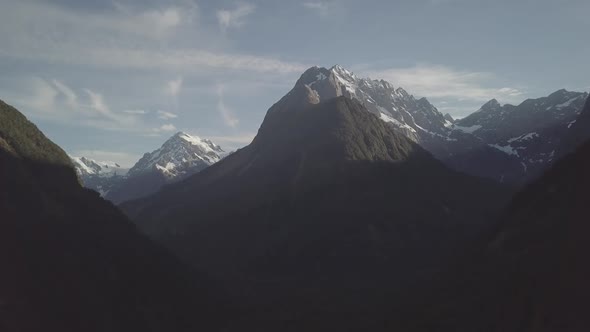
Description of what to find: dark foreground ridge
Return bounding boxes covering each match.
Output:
[0,100,224,332]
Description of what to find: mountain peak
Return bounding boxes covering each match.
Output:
[128,132,224,178]
[70,155,128,177]
[330,64,355,76]
[483,98,501,108]
[271,65,451,145]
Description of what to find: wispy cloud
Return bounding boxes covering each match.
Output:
[165,77,183,97]
[123,109,149,115]
[52,79,78,108]
[303,2,330,13]
[217,3,256,32]
[216,84,239,128]
[0,1,304,74]
[15,78,141,131]
[364,64,525,102]
[157,110,178,120]
[27,78,59,112]
[0,46,307,75]
[158,124,177,132]
[149,124,177,135]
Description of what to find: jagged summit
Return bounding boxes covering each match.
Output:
[103,131,225,203]
[482,98,501,109]
[272,64,449,144]
[70,155,129,177]
[128,131,224,178]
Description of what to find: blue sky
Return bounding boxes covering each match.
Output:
[1,0,588,166]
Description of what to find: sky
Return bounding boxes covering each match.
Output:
[0,0,588,166]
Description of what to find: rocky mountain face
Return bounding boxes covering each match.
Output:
[294,65,479,159]
[71,156,129,177]
[0,100,222,332]
[122,87,509,330]
[403,126,590,331]
[262,66,590,185]
[446,90,588,183]
[68,66,584,193]
[558,94,590,157]
[127,132,224,179]
[73,132,225,204]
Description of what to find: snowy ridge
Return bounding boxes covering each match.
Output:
[70,156,129,177]
[296,65,450,143]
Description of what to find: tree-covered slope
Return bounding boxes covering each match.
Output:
[0,100,223,332]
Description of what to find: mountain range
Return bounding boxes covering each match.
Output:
[3,63,590,331]
[72,132,225,203]
[286,65,588,185]
[71,66,587,199]
[122,75,510,330]
[447,89,588,183]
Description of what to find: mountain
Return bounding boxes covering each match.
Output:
[558,94,590,156]
[71,156,129,177]
[487,134,590,332]
[70,156,129,196]
[122,82,509,330]
[454,90,587,141]
[294,65,480,159]
[445,90,588,184]
[103,132,225,204]
[277,66,588,184]
[0,100,222,332]
[127,132,224,178]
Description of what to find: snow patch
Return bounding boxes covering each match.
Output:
[453,124,482,134]
[489,144,519,156]
[379,112,417,133]
[556,96,582,109]
[508,132,538,143]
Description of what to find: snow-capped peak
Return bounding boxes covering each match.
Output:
[286,65,448,143]
[127,132,225,179]
[70,155,129,177]
[330,64,357,80]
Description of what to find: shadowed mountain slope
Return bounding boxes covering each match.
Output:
[0,100,222,332]
[123,95,509,331]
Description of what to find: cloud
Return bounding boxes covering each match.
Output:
[84,89,112,117]
[152,123,177,133]
[303,2,330,11]
[216,3,256,32]
[165,77,183,97]
[0,1,304,74]
[12,78,143,131]
[52,79,78,108]
[71,149,141,168]
[0,45,306,75]
[497,87,524,97]
[364,64,525,102]
[216,84,239,128]
[160,124,177,131]
[303,1,339,16]
[123,109,149,115]
[27,78,59,111]
[157,110,178,120]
